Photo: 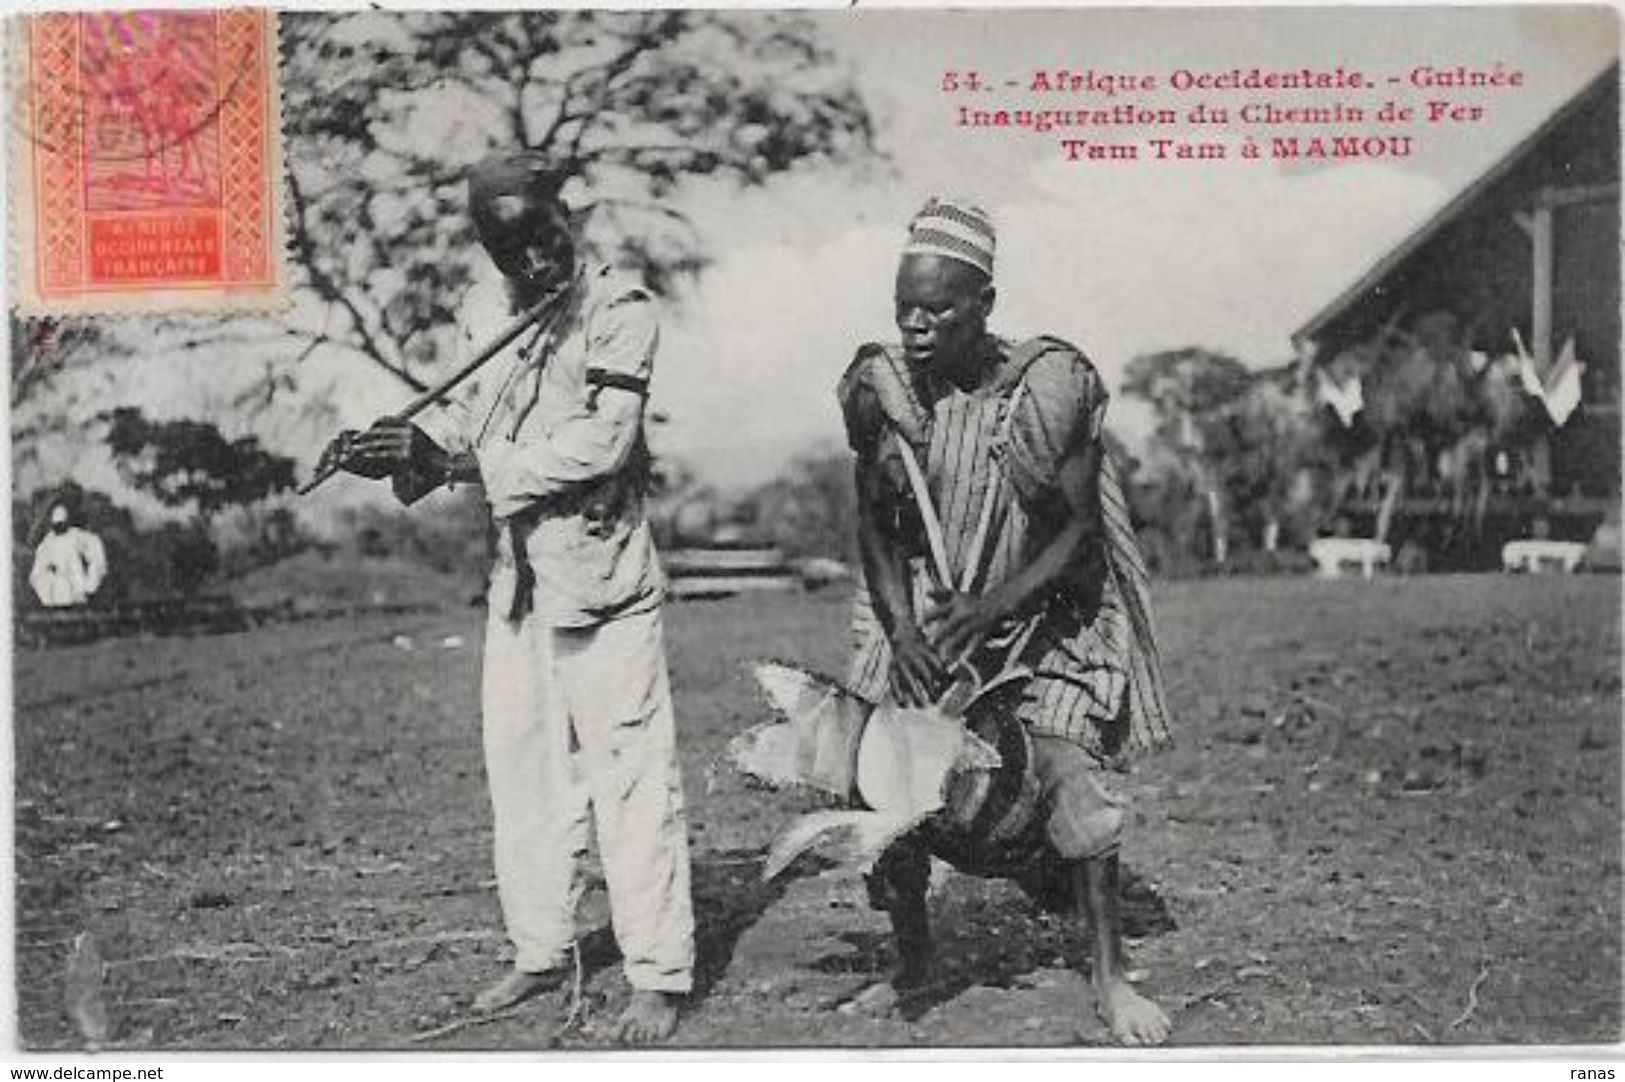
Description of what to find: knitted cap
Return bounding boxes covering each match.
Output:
[903,197,995,278]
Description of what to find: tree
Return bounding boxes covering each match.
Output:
[1205,370,1336,551]
[1122,348,1253,562]
[1314,310,1552,551]
[14,483,220,602]
[277,11,876,397]
[10,317,129,486]
[102,407,296,525]
[738,446,859,561]
[9,13,876,522]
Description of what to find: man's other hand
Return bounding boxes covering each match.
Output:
[921,592,1005,666]
[888,624,946,707]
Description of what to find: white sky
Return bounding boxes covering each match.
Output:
[13,6,1618,504]
[649,6,1617,489]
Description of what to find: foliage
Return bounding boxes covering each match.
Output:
[1123,349,1332,567]
[13,485,219,604]
[1121,347,1253,564]
[334,487,492,577]
[10,318,123,409]
[10,318,132,487]
[1327,310,1545,497]
[101,408,297,522]
[736,447,859,561]
[1122,347,1253,442]
[1201,373,1327,547]
[278,10,875,395]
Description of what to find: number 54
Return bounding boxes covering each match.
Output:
[940,70,983,92]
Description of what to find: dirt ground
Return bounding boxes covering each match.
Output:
[12,574,1621,1050]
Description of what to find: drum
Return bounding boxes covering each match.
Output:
[930,682,1046,874]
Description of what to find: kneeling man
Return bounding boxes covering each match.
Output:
[840,198,1174,1045]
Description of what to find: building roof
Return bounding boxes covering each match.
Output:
[1293,63,1620,354]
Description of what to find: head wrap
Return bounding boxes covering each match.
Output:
[903,197,995,278]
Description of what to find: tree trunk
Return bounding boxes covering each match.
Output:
[1206,486,1228,564]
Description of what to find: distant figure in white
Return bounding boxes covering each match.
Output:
[30,506,107,608]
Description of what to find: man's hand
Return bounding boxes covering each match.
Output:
[315,430,371,479]
[920,591,1007,665]
[888,623,946,707]
[339,418,449,482]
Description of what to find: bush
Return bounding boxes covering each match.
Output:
[736,448,858,562]
[214,506,317,581]
[1205,547,1318,578]
[334,487,491,575]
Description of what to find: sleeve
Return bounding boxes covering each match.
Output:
[417,391,476,457]
[418,282,513,455]
[29,543,53,600]
[837,345,888,458]
[475,291,657,522]
[80,532,108,592]
[1005,347,1108,504]
[583,280,657,392]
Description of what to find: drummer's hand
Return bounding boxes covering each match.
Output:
[888,622,945,707]
[921,591,1006,665]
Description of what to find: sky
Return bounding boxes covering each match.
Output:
[12,5,1618,507]
[646,5,1617,490]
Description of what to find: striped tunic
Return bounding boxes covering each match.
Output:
[840,336,1173,763]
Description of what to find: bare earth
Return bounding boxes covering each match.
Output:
[13,575,1621,1050]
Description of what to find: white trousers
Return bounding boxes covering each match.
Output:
[481,602,694,993]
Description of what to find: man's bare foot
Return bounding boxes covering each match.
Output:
[613,989,680,1043]
[846,958,935,1018]
[1094,977,1171,1046]
[845,980,901,1017]
[473,969,562,1014]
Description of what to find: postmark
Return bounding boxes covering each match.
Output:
[7,10,289,316]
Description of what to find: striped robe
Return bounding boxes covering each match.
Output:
[842,336,1173,763]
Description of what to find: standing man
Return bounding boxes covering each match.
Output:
[324,152,694,1043]
[839,198,1174,1045]
[30,504,108,608]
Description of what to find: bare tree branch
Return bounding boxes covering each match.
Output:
[286,171,429,395]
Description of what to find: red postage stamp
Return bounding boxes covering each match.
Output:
[7,10,288,315]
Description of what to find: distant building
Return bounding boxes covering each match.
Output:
[1293,64,1620,564]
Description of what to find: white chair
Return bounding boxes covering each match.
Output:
[1308,537,1392,579]
[1501,540,1586,574]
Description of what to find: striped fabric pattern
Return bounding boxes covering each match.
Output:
[923,386,1014,589]
[1099,452,1174,753]
[903,198,996,277]
[844,338,1174,761]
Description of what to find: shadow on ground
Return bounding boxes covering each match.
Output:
[804,862,1177,1022]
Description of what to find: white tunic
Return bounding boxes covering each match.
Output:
[31,528,107,607]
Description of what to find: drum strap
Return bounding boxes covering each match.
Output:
[889,384,1039,706]
[890,381,1027,599]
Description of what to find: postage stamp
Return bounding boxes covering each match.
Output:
[6,9,288,316]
